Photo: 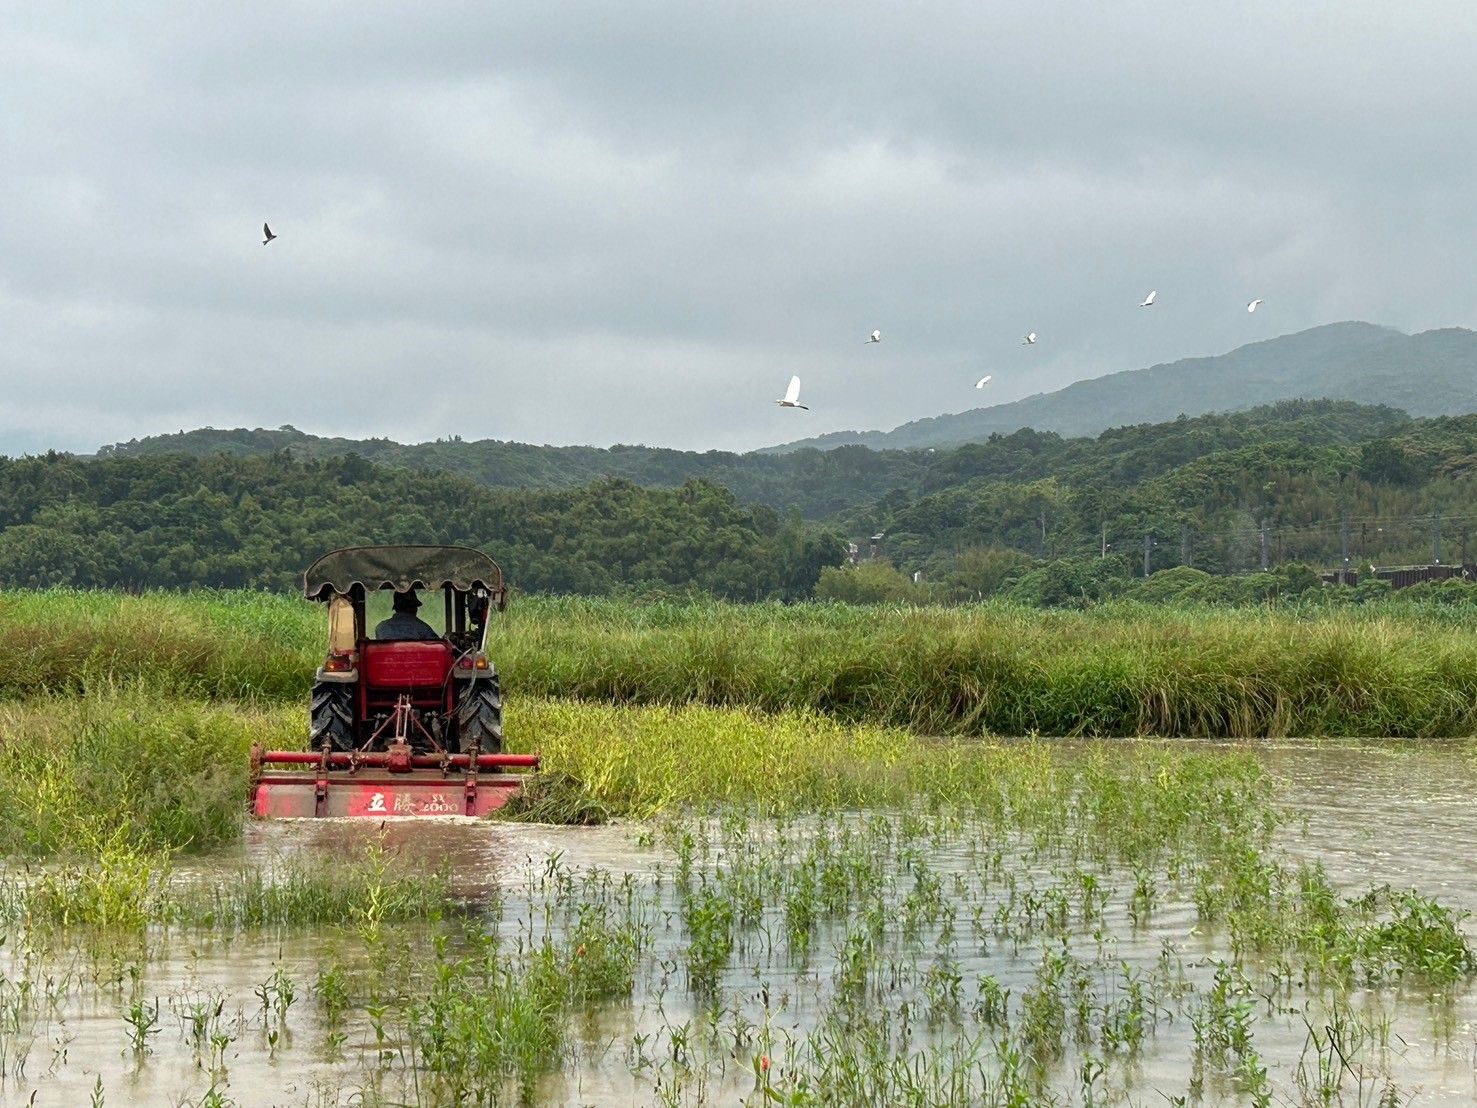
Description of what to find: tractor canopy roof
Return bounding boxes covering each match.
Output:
[304,545,504,600]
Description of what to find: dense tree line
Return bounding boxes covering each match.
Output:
[0,453,842,598]
[19,398,1477,601]
[99,400,1408,523]
[813,552,1477,610]
[99,426,931,520]
[856,405,1477,579]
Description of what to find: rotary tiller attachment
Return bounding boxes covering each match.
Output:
[250,744,540,818]
[252,694,539,818]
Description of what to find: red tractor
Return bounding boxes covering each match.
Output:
[251,545,538,818]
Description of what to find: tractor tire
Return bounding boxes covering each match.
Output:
[309,681,355,752]
[456,674,504,754]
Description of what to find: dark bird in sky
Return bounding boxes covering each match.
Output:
[262,222,276,245]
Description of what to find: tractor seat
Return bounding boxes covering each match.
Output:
[361,640,454,688]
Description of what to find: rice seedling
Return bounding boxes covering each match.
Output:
[168,988,227,1065]
[121,995,160,1056]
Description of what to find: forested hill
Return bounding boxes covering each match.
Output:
[96,399,1413,522]
[10,398,1477,596]
[856,406,1477,585]
[768,322,1477,452]
[0,453,840,598]
[90,402,1422,496]
[99,428,928,521]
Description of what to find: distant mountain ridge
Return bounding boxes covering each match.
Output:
[765,322,1477,452]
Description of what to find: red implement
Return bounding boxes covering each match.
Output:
[250,744,540,818]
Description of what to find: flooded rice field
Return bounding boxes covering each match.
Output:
[5,740,1477,1106]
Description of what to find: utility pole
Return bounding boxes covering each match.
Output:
[1337,470,1350,583]
[1039,510,1047,559]
[1432,512,1442,565]
[1259,520,1269,572]
[1100,521,1108,559]
[1341,511,1351,583]
[1180,524,1190,567]
[1143,532,1152,577]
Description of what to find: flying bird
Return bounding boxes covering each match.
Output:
[776,375,808,410]
[1022,332,1037,345]
[975,375,992,388]
[262,223,276,245]
[1140,290,1157,308]
[865,329,881,344]
[1246,298,1263,313]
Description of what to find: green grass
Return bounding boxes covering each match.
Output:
[4,588,1477,736]
[0,585,1468,862]
[0,588,315,700]
[0,688,1269,857]
[0,692,295,856]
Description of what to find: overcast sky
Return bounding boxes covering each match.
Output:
[3,2,1477,456]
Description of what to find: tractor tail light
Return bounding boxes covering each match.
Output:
[323,652,356,673]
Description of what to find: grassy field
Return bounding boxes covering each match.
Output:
[2,584,1471,866]
[0,690,1256,854]
[3,587,1477,737]
[1,588,1474,1104]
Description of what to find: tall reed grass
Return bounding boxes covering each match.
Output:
[2,588,1473,737]
[508,699,1268,836]
[0,692,296,856]
[0,588,315,700]
[0,688,1266,860]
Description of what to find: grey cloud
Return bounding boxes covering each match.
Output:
[3,2,1477,456]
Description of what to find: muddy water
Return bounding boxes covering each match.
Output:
[5,741,1477,1107]
[1264,741,1477,905]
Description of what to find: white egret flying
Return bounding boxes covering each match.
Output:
[776,375,809,410]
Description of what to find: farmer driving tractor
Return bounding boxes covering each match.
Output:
[375,589,439,641]
[250,545,533,818]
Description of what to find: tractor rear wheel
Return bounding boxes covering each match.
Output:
[309,681,355,752]
[456,674,504,753]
